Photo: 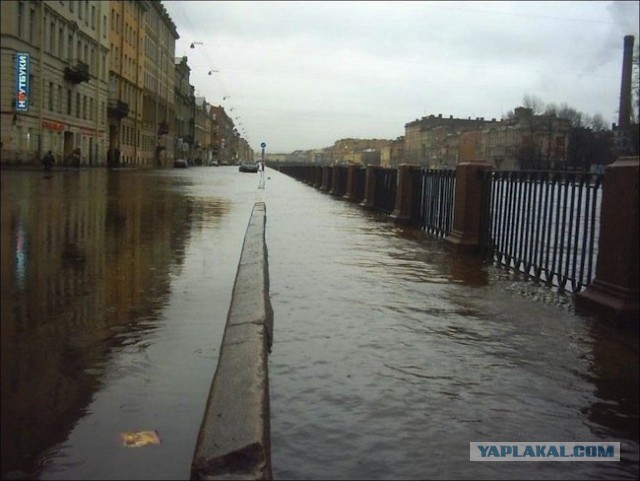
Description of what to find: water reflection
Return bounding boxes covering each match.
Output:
[0,170,228,479]
[583,321,640,475]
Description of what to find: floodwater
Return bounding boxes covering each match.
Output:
[262,169,638,480]
[1,167,260,479]
[1,166,638,480]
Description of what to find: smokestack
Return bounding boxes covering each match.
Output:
[618,35,634,132]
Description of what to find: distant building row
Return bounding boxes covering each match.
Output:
[0,0,252,167]
[279,107,633,172]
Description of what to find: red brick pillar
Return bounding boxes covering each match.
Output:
[329,165,340,196]
[320,166,331,191]
[343,165,358,200]
[360,165,379,209]
[445,161,492,253]
[391,164,418,225]
[314,166,323,188]
[575,156,639,327]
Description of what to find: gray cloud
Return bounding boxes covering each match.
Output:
[165,0,638,152]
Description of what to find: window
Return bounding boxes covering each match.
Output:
[91,5,95,29]
[68,34,73,60]
[29,6,35,44]
[103,15,106,37]
[67,89,72,114]
[76,92,80,117]
[58,85,63,112]
[58,27,64,57]
[50,21,55,53]
[69,1,74,13]
[48,82,54,111]
[17,2,24,38]
[83,95,87,120]
[78,1,82,20]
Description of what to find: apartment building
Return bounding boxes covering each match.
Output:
[479,107,571,170]
[1,0,110,165]
[140,0,177,167]
[173,55,195,162]
[404,114,488,167]
[107,0,149,166]
[209,105,234,164]
[380,136,405,168]
[330,138,391,164]
[193,96,212,164]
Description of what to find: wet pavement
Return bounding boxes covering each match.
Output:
[1,166,638,480]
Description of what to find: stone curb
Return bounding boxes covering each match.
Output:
[191,201,273,480]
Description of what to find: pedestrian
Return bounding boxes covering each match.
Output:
[71,148,81,168]
[115,146,121,166]
[42,150,55,171]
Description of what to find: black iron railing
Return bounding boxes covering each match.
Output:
[410,168,456,237]
[480,170,603,293]
[373,168,397,214]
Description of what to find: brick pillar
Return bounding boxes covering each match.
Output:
[329,165,340,196]
[343,165,357,200]
[314,166,323,188]
[390,164,418,225]
[360,165,379,209]
[320,166,331,191]
[445,161,492,253]
[575,156,639,327]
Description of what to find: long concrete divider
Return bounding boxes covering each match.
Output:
[191,201,274,480]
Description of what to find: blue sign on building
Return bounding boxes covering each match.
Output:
[15,53,30,112]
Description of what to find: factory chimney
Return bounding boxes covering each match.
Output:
[617,35,634,133]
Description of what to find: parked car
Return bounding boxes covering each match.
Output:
[174,158,189,168]
[238,160,258,173]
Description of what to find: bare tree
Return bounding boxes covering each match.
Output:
[501,109,515,120]
[553,103,584,127]
[587,113,607,131]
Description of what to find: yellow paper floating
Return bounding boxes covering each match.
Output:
[120,430,161,448]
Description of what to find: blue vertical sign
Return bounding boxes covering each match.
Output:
[15,53,30,112]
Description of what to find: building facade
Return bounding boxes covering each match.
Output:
[209,105,234,164]
[107,0,149,166]
[140,0,178,167]
[173,55,195,162]
[1,0,110,166]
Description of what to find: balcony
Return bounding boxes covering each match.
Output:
[64,59,90,84]
[107,99,129,119]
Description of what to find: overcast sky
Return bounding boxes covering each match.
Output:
[163,1,639,154]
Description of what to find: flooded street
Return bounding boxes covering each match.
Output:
[1,166,638,480]
[1,167,259,479]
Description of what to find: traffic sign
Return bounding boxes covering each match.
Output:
[260,142,266,148]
